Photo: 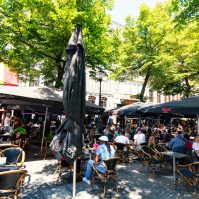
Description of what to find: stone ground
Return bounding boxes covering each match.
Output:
[19,157,196,199]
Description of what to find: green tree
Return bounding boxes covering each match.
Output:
[151,21,199,97]
[172,0,199,24]
[0,0,114,88]
[111,3,173,102]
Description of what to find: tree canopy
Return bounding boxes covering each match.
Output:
[0,0,114,87]
[110,1,199,101]
[111,2,173,101]
[172,0,199,24]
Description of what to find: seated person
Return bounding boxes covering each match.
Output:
[169,131,186,153]
[106,127,115,142]
[148,132,157,146]
[134,128,146,147]
[114,130,130,145]
[114,129,130,162]
[11,131,22,145]
[83,136,115,185]
[192,136,199,160]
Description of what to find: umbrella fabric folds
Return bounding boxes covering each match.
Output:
[140,96,199,116]
[50,25,85,163]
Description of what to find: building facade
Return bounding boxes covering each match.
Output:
[85,70,180,110]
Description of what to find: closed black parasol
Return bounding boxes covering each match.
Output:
[50,25,85,164]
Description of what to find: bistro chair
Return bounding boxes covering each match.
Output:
[53,159,72,183]
[0,169,27,199]
[0,147,25,168]
[152,144,167,163]
[141,146,161,176]
[175,161,199,195]
[114,142,129,165]
[43,140,52,160]
[92,157,120,197]
[129,144,144,164]
[18,138,28,150]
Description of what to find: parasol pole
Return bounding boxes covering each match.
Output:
[72,159,77,198]
[41,106,48,151]
[197,115,199,135]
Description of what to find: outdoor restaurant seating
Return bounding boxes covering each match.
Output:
[175,161,199,195]
[141,146,161,176]
[0,147,25,168]
[92,157,120,197]
[0,169,27,199]
[129,146,144,164]
[114,142,129,165]
[152,144,167,163]
[53,160,72,183]
[0,144,18,152]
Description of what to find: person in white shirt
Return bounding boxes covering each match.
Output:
[114,130,130,162]
[134,127,146,145]
[4,113,11,133]
[114,130,130,145]
[192,136,199,157]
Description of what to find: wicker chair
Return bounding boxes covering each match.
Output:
[0,147,25,168]
[0,169,27,199]
[152,144,167,163]
[92,157,120,197]
[53,160,72,183]
[176,161,199,195]
[141,146,161,176]
[114,142,129,165]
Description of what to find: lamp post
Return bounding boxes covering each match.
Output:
[97,72,103,107]
[99,77,102,106]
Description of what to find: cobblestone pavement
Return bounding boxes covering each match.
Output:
[20,159,195,199]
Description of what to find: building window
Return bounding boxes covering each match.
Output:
[157,91,161,103]
[101,97,107,108]
[164,96,167,103]
[149,89,153,102]
[88,96,96,104]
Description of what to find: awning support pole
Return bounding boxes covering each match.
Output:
[197,115,199,135]
[41,106,48,151]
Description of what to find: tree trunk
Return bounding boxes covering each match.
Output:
[139,68,151,102]
[184,77,191,97]
[55,61,64,88]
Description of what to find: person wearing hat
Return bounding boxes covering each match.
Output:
[83,135,115,185]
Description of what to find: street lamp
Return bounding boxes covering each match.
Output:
[97,72,104,107]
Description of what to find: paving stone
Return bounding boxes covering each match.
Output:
[20,159,195,199]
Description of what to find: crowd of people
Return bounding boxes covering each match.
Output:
[0,112,60,147]
[82,121,199,185]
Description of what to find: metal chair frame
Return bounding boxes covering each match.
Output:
[176,161,199,195]
[0,169,27,199]
[92,157,120,197]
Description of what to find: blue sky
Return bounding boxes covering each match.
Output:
[110,0,163,25]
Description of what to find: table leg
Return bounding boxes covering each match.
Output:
[173,156,176,184]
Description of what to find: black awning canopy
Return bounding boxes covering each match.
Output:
[0,86,104,114]
[140,96,199,116]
